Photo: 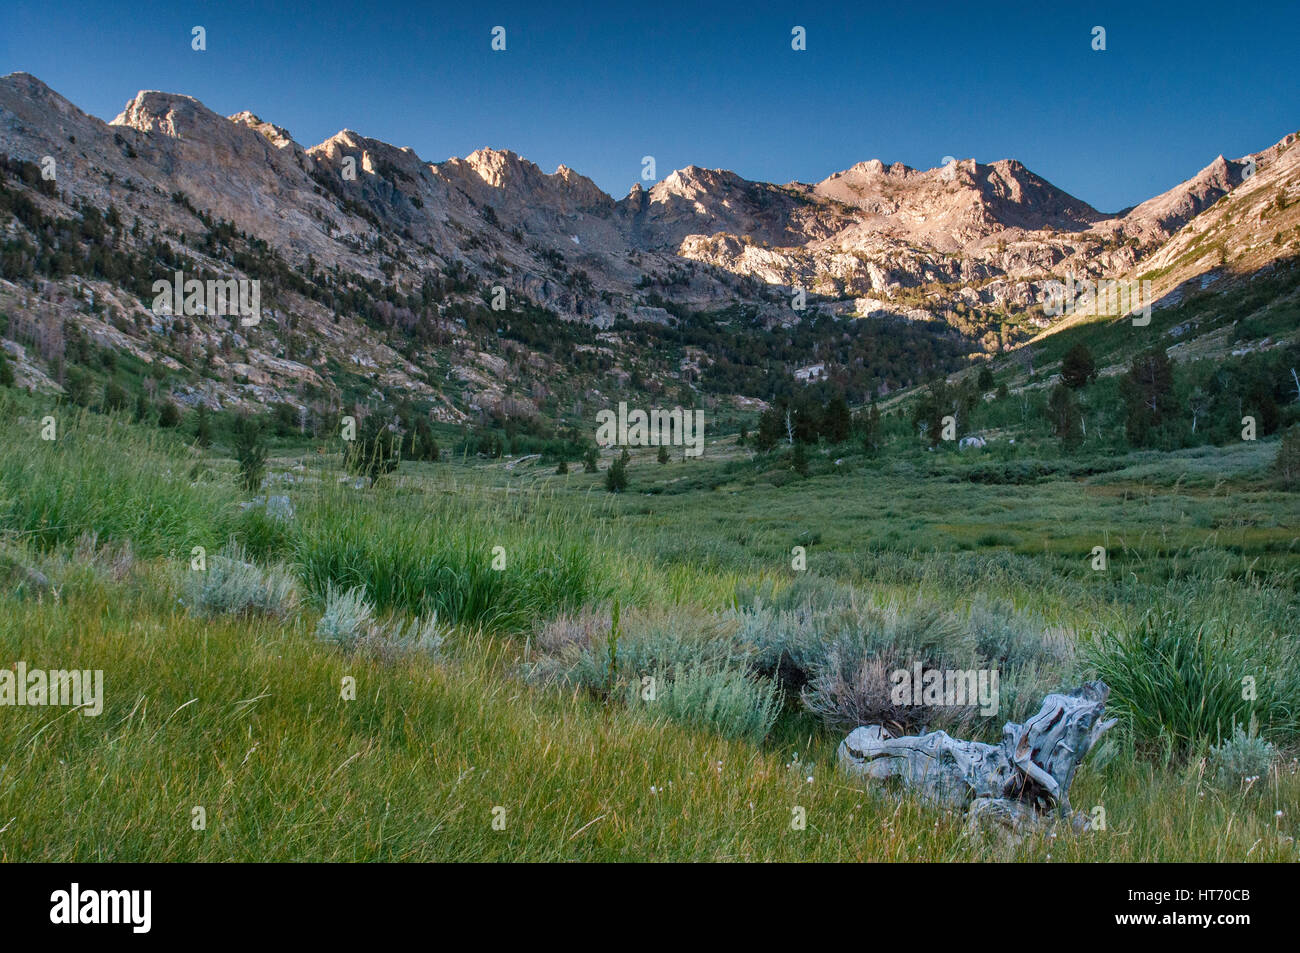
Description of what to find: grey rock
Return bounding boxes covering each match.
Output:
[240,494,294,520]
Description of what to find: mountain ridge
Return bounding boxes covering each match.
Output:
[1,71,1296,421]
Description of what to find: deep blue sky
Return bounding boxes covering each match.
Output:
[3,1,1296,213]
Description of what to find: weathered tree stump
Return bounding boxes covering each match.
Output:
[838,681,1116,831]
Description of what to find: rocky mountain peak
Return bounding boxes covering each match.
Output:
[654,165,748,197]
[432,147,612,213]
[229,112,297,150]
[0,72,86,123]
[110,90,216,139]
[2,71,58,101]
[1114,152,1250,239]
[972,160,1100,230]
[455,147,536,188]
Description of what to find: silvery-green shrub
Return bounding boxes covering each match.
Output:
[185,544,297,618]
[654,662,782,745]
[315,585,375,649]
[1209,724,1277,787]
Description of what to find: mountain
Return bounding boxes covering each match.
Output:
[1,72,1296,422]
[1031,136,1300,342]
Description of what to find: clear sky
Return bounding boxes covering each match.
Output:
[3,0,1297,213]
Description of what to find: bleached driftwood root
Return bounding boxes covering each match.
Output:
[838,681,1116,832]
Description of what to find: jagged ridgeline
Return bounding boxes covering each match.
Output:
[2,64,1300,866]
[3,70,1297,438]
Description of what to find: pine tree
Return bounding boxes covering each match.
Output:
[860,400,881,455]
[103,380,130,413]
[1275,425,1300,489]
[1048,383,1083,449]
[1245,376,1281,436]
[791,441,810,476]
[232,414,267,492]
[822,396,851,443]
[1120,347,1177,447]
[914,379,952,447]
[64,366,93,407]
[605,455,628,492]
[755,406,784,451]
[657,444,670,464]
[1061,342,1097,389]
[406,415,439,461]
[195,404,213,448]
[158,401,183,428]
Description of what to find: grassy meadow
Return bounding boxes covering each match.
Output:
[1,386,1298,862]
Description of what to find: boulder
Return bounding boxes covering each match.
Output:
[240,494,294,521]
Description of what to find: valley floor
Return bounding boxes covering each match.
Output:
[1,397,1297,861]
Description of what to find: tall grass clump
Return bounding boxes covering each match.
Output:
[0,393,234,555]
[233,504,297,561]
[0,536,53,597]
[72,530,136,582]
[231,414,268,492]
[293,486,604,628]
[1088,603,1300,752]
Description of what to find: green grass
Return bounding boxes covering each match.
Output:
[291,483,605,629]
[1089,601,1300,751]
[0,392,237,555]
[1,565,1295,861]
[1,386,1298,861]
